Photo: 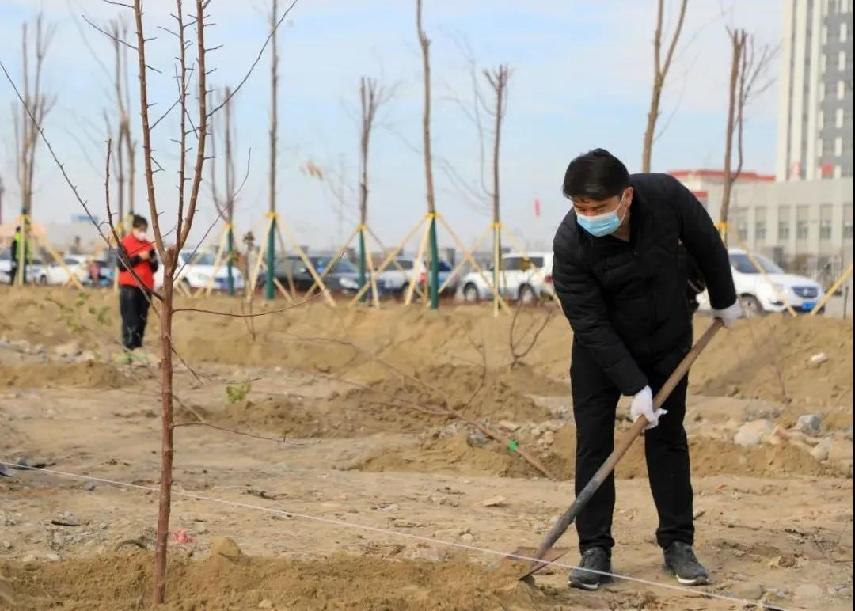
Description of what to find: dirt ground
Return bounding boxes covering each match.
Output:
[0,288,852,610]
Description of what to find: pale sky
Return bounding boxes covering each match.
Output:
[0,0,782,252]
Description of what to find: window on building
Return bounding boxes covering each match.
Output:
[823,24,828,44]
[835,165,843,178]
[839,80,846,99]
[844,22,850,42]
[755,207,767,243]
[797,205,810,241]
[822,53,828,74]
[820,204,833,241]
[819,110,825,129]
[840,51,847,71]
[837,108,845,127]
[835,136,844,156]
[778,206,791,241]
[733,207,749,243]
[844,204,853,240]
[818,138,825,155]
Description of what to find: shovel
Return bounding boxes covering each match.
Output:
[515,318,723,580]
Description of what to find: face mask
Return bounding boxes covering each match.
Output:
[133,230,147,241]
[576,197,627,237]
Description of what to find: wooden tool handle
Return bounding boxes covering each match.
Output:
[521,319,723,579]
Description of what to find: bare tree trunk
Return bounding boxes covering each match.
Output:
[14,15,53,286]
[133,0,208,603]
[720,29,746,241]
[416,0,439,309]
[225,87,236,295]
[485,65,509,312]
[266,0,279,301]
[641,0,688,172]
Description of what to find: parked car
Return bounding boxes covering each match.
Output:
[378,256,457,295]
[377,257,419,294]
[257,255,366,294]
[155,249,246,291]
[460,251,554,304]
[38,255,90,286]
[697,248,823,315]
[0,248,43,284]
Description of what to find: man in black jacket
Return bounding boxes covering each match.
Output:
[552,149,740,590]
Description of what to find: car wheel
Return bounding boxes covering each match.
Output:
[739,294,763,317]
[463,283,480,303]
[518,284,536,305]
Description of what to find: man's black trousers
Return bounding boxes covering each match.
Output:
[119,285,150,350]
[570,341,693,552]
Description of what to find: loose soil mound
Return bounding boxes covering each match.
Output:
[358,426,833,480]
[0,549,549,610]
[690,315,853,408]
[0,290,851,409]
[0,361,131,390]
[190,364,557,438]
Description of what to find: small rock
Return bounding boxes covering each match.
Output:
[1,541,12,550]
[732,583,764,600]
[810,439,832,462]
[795,414,823,435]
[498,420,520,432]
[734,419,773,447]
[258,599,274,609]
[51,512,81,527]
[210,537,242,560]
[808,352,828,366]
[44,553,60,562]
[481,496,507,508]
[460,533,475,544]
[769,554,797,568]
[83,481,97,492]
[466,431,489,447]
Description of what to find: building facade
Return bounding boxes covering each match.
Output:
[777,0,853,181]
[670,170,853,286]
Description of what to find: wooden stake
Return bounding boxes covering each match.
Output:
[811,264,853,316]
[404,216,431,306]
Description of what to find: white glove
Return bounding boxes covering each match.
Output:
[711,301,743,328]
[630,385,667,430]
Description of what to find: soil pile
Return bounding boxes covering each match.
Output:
[192,363,558,438]
[0,548,550,610]
[690,315,853,408]
[359,426,833,480]
[0,361,131,390]
[0,290,851,409]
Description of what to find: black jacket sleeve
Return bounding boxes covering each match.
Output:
[665,176,736,310]
[553,222,648,396]
[148,250,159,273]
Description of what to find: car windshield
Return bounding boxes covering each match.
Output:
[730,253,784,274]
[311,257,356,274]
[184,252,215,266]
[395,259,414,270]
[437,260,452,272]
[333,259,356,274]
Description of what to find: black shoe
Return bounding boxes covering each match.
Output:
[663,541,709,585]
[569,547,613,591]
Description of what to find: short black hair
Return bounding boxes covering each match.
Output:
[562,148,630,201]
[131,214,148,229]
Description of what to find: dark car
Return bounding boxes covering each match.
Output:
[258,255,377,294]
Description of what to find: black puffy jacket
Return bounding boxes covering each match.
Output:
[552,173,736,396]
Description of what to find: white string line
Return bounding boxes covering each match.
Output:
[0,460,784,610]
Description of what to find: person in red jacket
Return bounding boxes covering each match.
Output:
[118,215,158,350]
